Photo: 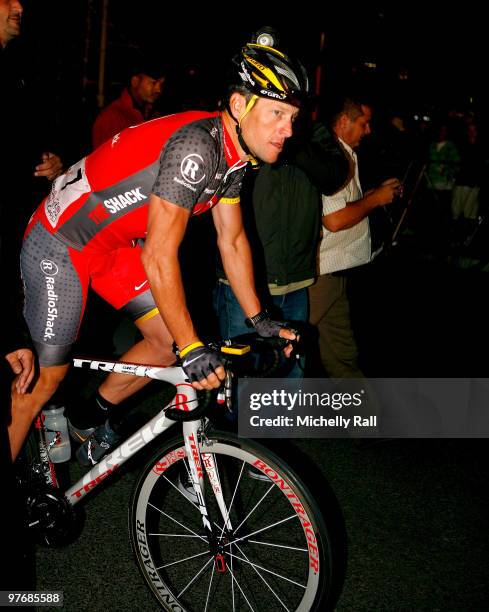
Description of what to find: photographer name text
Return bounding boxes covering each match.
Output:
[250,415,377,428]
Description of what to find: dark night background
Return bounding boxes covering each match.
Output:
[20,2,486,164]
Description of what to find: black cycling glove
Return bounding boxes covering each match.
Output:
[245,310,294,339]
[181,344,223,382]
[254,317,288,338]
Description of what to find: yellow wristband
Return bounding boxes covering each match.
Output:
[179,341,204,358]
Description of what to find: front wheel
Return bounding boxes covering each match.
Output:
[129,430,345,611]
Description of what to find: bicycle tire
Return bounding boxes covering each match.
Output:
[129,429,345,611]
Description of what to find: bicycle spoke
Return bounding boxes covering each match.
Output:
[177,555,214,599]
[204,563,215,612]
[234,542,291,611]
[148,533,208,539]
[234,483,275,535]
[214,456,246,542]
[230,544,236,612]
[159,549,210,570]
[218,457,245,517]
[227,551,307,590]
[247,539,308,553]
[161,465,199,509]
[227,562,257,612]
[132,436,330,611]
[228,513,298,547]
[148,502,207,543]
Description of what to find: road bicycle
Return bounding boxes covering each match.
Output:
[18,336,346,611]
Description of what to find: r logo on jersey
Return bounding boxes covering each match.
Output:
[180,154,205,185]
[40,259,59,276]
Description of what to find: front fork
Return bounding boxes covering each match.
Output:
[182,419,232,572]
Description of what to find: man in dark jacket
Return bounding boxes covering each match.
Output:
[214,119,349,376]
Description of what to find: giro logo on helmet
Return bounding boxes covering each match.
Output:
[245,55,271,76]
[260,89,284,100]
[180,154,206,185]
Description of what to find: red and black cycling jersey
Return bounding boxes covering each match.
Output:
[29,111,247,250]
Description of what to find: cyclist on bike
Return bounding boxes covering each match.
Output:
[9,39,309,462]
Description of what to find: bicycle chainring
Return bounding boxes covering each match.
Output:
[25,487,83,548]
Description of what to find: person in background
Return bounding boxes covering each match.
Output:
[0,0,63,199]
[1,226,35,591]
[92,58,166,149]
[214,116,349,377]
[309,94,401,378]
[425,120,460,253]
[450,121,486,245]
[1,1,64,382]
[0,337,36,592]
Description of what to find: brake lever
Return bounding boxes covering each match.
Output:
[281,331,305,372]
[216,367,234,412]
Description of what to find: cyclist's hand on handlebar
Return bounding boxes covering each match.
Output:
[247,311,298,358]
[181,344,226,391]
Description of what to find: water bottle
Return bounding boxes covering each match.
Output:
[42,404,71,463]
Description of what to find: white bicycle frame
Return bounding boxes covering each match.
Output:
[59,358,232,534]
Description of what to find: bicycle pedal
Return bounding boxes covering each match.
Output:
[76,421,121,467]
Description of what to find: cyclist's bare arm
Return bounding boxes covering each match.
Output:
[212,201,296,352]
[142,194,225,389]
[212,200,261,318]
[142,194,200,348]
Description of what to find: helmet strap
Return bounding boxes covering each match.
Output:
[225,93,261,167]
[236,95,260,167]
[238,95,259,126]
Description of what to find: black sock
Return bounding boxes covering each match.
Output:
[68,391,120,430]
[101,395,128,433]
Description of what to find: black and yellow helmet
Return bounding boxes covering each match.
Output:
[233,42,310,108]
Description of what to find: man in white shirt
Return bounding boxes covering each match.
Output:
[309,96,401,377]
